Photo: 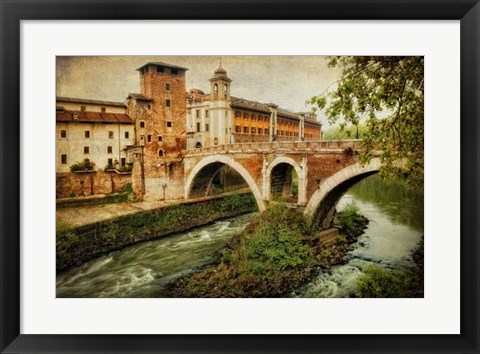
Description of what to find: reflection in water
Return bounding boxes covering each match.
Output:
[299,175,424,298]
[57,175,424,298]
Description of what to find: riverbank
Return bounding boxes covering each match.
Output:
[169,203,368,298]
[56,193,257,271]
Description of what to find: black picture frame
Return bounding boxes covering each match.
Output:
[1,0,479,353]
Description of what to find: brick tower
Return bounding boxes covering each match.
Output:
[127,61,188,201]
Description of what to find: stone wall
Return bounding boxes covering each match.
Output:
[56,171,132,199]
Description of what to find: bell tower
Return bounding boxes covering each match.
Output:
[209,62,232,100]
[208,62,233,145]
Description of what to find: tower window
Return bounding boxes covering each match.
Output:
[147,135,152,142]
[139,121,145,128]
[107,146,113,154]
[171,68,179,75]
[214,84,218,94]
[224,84,228,96]
[61,154,67,164]
[85,130,90,138]
[124,131,129,139]
[165,83,171,91]
[166,121,172,128]
[60,130,67,138]
[101,107,106,113]
[158,149,164,157]
[158,136,163,142]
[166,99,171,108]
[84,146,89,154]
[108,131,114,139]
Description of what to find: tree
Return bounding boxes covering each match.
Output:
[308,56,424,185]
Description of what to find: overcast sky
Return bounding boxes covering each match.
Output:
[56,56,342,127]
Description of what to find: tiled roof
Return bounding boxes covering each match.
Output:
[56,110,133,124]
[230,96,271,114]
[136,61,189,71]
[230,96,321,125]
[56,96,126,107]
[128,93,153,101]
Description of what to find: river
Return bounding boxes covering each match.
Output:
[56,175,423,298]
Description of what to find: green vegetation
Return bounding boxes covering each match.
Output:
[56,193,257,271]
[70,159,95,172]
[323,124,369,140]
[171,203,368,297]
[308,56,424,185]
[355,239,424,298]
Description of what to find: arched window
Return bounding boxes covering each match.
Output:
[214,84,218,94]
[224,84,228,96]
[195,142,202,149]
[158,149,164,157]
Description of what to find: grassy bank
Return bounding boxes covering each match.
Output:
[354,238,424,298]
[170,203,368,297]
[56,193,257,271]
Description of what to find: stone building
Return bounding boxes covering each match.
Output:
[126,62,188,201]
[56,60,323,202]
[186,64,322,149]
[56,97,135,173]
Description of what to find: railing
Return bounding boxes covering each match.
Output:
[183,140,362,156]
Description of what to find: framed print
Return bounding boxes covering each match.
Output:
[1,0,479,353]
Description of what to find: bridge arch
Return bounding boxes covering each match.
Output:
[304,158,381,228]
[185,154,266,212]
[265,156,306,205]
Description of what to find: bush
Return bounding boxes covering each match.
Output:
[70,159,95,172]
[355,264,423,298]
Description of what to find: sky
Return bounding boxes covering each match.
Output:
[56,56,342,127]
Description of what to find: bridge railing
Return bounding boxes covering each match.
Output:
[183,140,362,156]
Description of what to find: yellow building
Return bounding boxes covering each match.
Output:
[186,64,322,149]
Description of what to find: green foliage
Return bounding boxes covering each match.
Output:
[323,124,369,140]
[355,263,423,298]
[308,56,424,185]
[70,159,95,172]
[172,203,318,297]
[333,202,367,241]
[124,182,133,193]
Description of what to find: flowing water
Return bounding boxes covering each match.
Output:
[56,175,423,298]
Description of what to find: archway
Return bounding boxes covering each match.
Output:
[265,157,306,205]
[304,158,381,229]
[185,155,266,212]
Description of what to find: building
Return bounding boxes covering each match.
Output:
[56,60,323,201]
[126,62,188,201]
[186,64,322,149]
[56,97,135,173]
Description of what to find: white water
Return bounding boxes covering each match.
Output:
[298,194,422,298]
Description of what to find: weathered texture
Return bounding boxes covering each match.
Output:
[56,171,131,199]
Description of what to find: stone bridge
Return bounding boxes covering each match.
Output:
[183,140,381,228]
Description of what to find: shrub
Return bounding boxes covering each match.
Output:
[355,264,422,298]
[70,159,95,172]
